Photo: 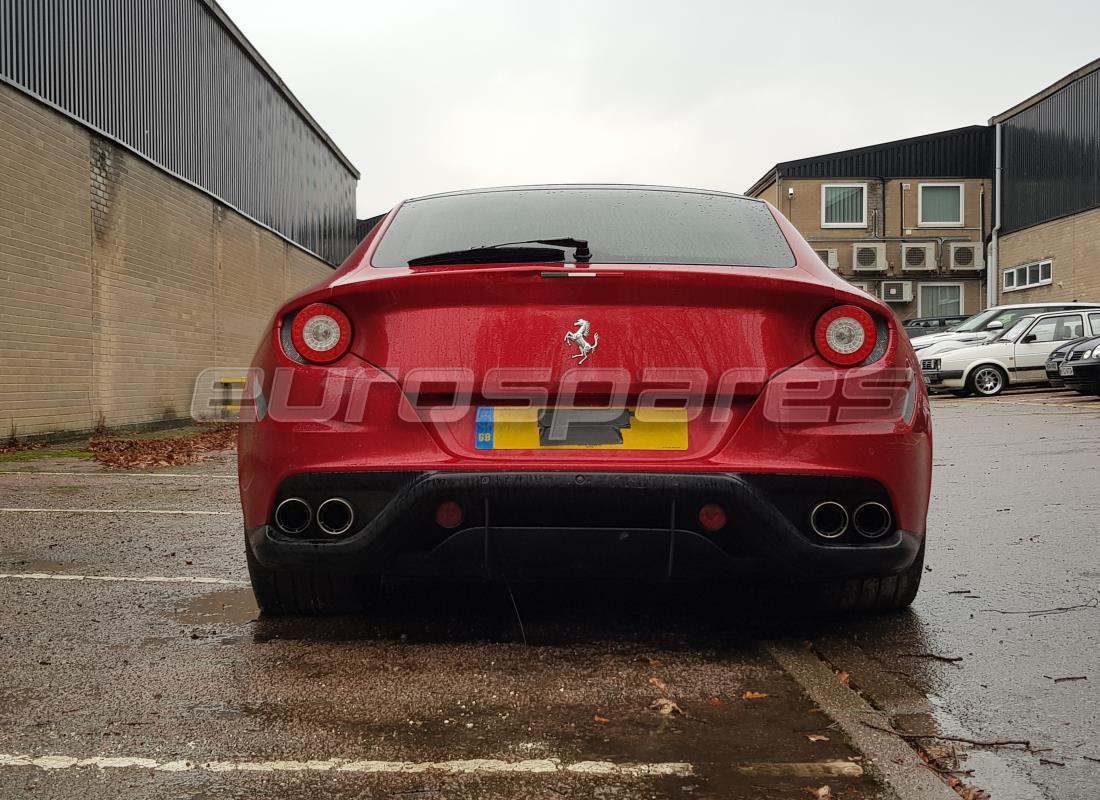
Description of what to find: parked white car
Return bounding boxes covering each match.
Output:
[920,310,1100,397]
[910,302,1100,352]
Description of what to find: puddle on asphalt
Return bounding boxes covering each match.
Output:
[44,485,85,496]
[893,696,1044,800]
[0,556,84,573]
[175,588,259,625]
[186,701,246,720]
[0,687,41,716]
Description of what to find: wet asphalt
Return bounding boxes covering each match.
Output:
[0,389,1097,799]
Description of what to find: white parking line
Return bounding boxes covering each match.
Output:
[0,508,236,515]
[0,753,694,777]
[0,573,244,586]
[0,471,236,479]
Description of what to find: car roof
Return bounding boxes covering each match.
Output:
[990,302,1100,310]
[1011,310,1094,324]
[405,183,755,203]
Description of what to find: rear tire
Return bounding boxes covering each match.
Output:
[246,550,379,616]
[966,364,1007,397]
[811,542,925,614]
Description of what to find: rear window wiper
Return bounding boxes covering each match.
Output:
[406,237,591,267]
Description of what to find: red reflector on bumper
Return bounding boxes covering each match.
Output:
[435,501,464,529]
[698,503,727,531]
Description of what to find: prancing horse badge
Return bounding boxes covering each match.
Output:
[563,319,599,364]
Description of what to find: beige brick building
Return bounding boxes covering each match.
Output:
[0,1,358,438]
[747,127,994,322]
[990,59,1100,306]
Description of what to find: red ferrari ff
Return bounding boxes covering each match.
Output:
[238,185,931,615]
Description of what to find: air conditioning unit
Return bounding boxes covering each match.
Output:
[949,242,985,270]
[902,243,936,271]
[881,280,914,303]
[852,242,888,271]
[814,248,839,270]
[848,280,876,296]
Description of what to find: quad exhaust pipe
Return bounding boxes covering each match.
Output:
[809,501,849,539]
[274,496,356,536]
[317,497,355,536]
[274,497,312,534]
[852,502,892,539]
[809,500,893,540]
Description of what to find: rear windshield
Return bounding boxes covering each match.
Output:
[371,188,796,268]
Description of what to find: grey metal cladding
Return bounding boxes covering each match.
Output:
[1001,68,1100,235]
[776,126,994,181]
[0,0,357,265]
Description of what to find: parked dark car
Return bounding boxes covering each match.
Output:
[903,316,968,338]
[1057,335,1100,395]
[1045,338,1085,388]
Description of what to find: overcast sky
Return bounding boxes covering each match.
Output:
[220,0,1100,216]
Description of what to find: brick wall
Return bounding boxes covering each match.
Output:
[749,177,991,320]
[0,82,333,438]
[997,207,1100,304]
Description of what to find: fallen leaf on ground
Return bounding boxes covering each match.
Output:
[836,671,850,686]
[742,691,769,701]
[923,745,953,762]
[90,424,237,469]
[707,696,725,707]
[593,715,609,724]
[807,734,830,742]
[800,786,831,798]
[650,698,684,716]
[649,676,669,694]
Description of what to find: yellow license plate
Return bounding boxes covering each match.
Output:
[475,407,688,451]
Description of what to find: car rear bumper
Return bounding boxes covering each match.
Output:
[1061,361,1100,391]
[921,369,963,389]
[247,471,922,581]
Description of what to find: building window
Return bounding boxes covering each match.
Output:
[918,184,964,226]
[918,283,963,317]
[1003,259,1053,292]
[821,184,867,228]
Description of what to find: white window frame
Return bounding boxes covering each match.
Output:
[1003,259,1054,293]
[821,183,868,229]
[918,182,965,227]
[916,282,965,317]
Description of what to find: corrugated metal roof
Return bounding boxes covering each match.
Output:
[356,213,387,242]
[991,57,1100,125]
[747,126,994,196]
[1000,65,1100,234]
[199,0,357,177]
[0,0,358,264]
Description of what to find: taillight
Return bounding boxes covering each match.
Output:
[290,302,352,364]
[814,305,876,366]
